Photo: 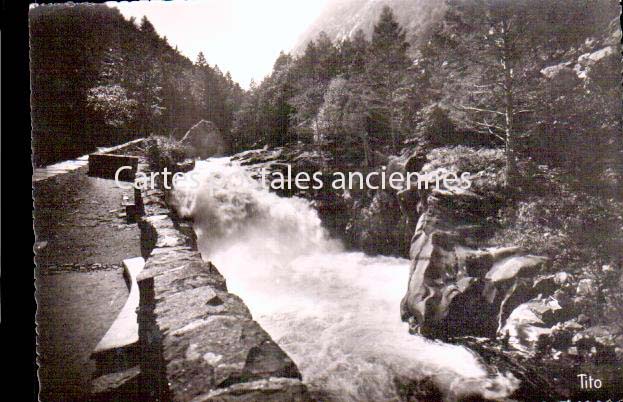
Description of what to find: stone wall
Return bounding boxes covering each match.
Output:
[134,161,310,401]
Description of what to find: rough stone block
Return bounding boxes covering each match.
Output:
[137,248,203,283]
[190,378,311,402]
[153,260,228,297]
[90,365,142,400]
[162,316,301,400]
[92,257,145,359]
[88,153,139,181]
[154,287,252,333]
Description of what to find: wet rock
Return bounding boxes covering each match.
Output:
[498,297,564,353]
[393,375,444,401]
[456,336,569,400]
[485,255,548,284]
[176,159,196,173]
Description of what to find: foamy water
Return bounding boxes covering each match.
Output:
[172,158,519,401]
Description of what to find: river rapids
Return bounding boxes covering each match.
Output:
[172,157,519,401]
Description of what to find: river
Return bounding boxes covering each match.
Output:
[172,157,519,401]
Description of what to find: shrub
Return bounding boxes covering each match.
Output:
[421,146,506,196]
[414,104,456,147]
[492,166,623,325]
[346,190,409,256]
[145,135,194,172]
[494,184,623,268]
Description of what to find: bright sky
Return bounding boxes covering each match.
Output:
[107,0,330,89]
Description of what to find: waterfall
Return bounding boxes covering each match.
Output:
[172,157,519,401]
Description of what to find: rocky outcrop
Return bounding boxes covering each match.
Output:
[540,43,620,91]
[398,185,555,340]
[133,162,309,401]
[180,120,228,159]
[396,151,623,399]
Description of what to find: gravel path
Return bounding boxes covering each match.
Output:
[34,165,142,401]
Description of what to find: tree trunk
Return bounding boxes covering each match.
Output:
[501,21,517,187]
[387,76,399,153]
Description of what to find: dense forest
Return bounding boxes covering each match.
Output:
[30,4,243,166]
[31,1,621,185]
[226,4,623,394]
[231,0,621,188]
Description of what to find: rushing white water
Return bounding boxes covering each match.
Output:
[172,158,519,401]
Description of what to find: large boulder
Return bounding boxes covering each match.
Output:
[498,297,564,353]
[399,187,553,340]
[180,120,227,159]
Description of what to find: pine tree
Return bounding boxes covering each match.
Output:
[367,6,411,152]
[425,0,615,185]
[348,29,368,76]
[195,52,207,67]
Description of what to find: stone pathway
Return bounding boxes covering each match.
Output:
[34,153,143,401]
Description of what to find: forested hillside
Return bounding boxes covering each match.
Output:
[232,0,621,188]
[292,0,446,55]
[30,4,243,166]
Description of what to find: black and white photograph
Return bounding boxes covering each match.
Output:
[30,0,622,401]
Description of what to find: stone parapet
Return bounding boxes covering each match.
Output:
[133,161,309,401]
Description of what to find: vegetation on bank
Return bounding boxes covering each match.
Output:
[31,2,621,191]
[145,136,193,173]
[30,4,243,166]
[235,0,621,280]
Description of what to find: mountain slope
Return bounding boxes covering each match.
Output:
[292,0,446,54]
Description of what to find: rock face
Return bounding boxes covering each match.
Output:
[396,156,623,399]
[180,120,228,159]
[398,187,554,339]
[132,161,309,401]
